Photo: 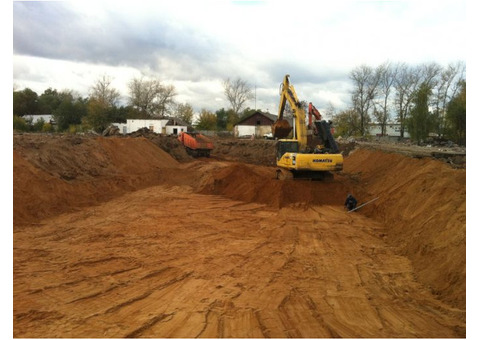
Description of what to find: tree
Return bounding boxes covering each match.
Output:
[13,115,29,131]
[323,102,337,120]
[394,63,421,138]
[156,84,176,116]
[175,103,194,125]
[420,62,442,88]
[215,108,229,130]
[85,76,122,132]
[394,62,443,139]
[432,61,465,136]
[127,77,177,117]
[90,75,121,107]
[52,91,87,131]
[374,62,398,136]
[445,80,466,145]
[223,77,254,116]
[84,99,112,132]
[333,109,362,137]
[38,88,62,115]
[350,65,380,136]
[13,88,39,116]
[196,109,217,130]
[407,82,433,144]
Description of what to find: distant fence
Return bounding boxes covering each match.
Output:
[195,130,234,138]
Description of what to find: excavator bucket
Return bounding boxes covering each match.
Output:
[272,119,292,139]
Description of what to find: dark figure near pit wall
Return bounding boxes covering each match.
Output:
[345,194,357,211]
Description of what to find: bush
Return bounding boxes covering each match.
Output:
[13,115,29,131]
[68,125,78,134]
[42,123,54,133]
[32,118,45,132]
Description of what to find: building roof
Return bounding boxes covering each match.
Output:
[235,111,277,126]
[165,117,189,126]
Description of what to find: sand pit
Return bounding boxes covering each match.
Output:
[13,134,466,338]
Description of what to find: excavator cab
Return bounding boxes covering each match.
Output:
[276,140,299,161]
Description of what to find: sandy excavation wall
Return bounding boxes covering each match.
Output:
[13,135,181,225]
[199,162,351,208]
[343,149,466,309]
[13,134,466,310]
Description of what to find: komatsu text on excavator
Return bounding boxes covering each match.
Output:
[272,75,343,180]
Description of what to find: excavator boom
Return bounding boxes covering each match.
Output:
[272,75,307,148]
[308,102,322,127]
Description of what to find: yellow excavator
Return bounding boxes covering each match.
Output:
[272,74,343,180]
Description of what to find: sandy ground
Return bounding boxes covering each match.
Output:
[12,134,466,338]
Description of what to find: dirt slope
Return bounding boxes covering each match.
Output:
[13,134,466,338]
[343,148,466,308]
[13,135,181,225]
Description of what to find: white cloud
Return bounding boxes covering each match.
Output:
[13,0,466,114]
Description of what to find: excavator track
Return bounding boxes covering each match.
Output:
[276,168,294,181]
[276,168,334,181]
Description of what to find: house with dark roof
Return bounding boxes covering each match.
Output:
[233,111,278,138]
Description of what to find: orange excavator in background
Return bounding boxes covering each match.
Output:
[307,102,339,153]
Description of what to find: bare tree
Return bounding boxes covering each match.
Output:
[175,103,194,125]
[432,61,465,136]
[394,63,422,138]
[323,102,337,120]
[156,84,177,116]
[350,65,380,136]
[90,75,120,107]
[223,78,254,116]
[419,62,442,89]
[127,77,176,117]
[374,62,398,136]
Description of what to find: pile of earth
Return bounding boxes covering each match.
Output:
[342,148,466,308]
[126,128,193,162]
[13,134,185,225]
[210,138,277,166]
[200,162,350,208]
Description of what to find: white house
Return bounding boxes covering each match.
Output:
[23,115,55,124]
[233,111,279,138]
[368,123,410,139]
[113,118,188,135]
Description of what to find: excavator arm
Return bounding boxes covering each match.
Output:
[308,102,322,128]
[272,75,308,151]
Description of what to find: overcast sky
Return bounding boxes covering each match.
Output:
[12,0,466,118]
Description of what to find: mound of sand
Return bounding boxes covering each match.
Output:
[211,138,277,166]
[201,162,350,208]
[13,135,180,225]
[126,129,193,162]
[344,148,466,308]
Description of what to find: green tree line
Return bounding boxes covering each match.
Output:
[13,75,260,134]
[334,61,466,145]
[13,75,181,133]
